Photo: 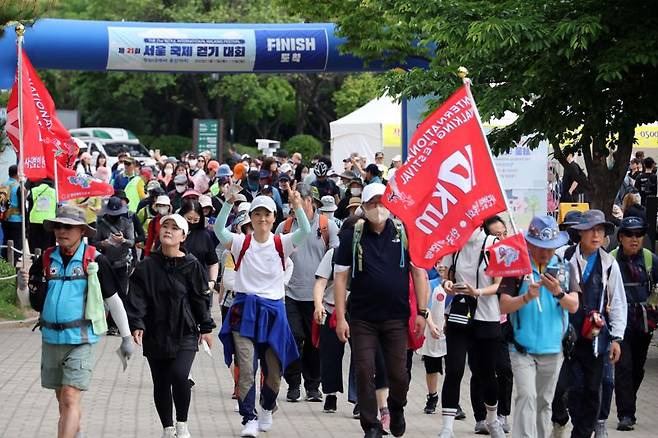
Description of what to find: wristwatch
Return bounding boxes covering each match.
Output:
[611,336,623,344]
[418,309,430,319]
[554,291,566,301]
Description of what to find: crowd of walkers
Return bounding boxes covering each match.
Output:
[3,145,657,438]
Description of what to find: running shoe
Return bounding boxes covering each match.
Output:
[258,410,273,432]
[323,395,337,413]
[475,420,490,435]
[241,419,259,437]
[286,386,300,402]
[176,421,191,438]
[424,393,439,414]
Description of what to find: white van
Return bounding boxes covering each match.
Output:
[70,127,140,144]
[78,137,156,169]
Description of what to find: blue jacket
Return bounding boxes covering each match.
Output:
[41,243,99,345]
[510,255,568,355]
[5,177,21,222]
[219,293,299,371]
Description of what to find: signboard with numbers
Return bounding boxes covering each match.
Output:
[193,119,223,159]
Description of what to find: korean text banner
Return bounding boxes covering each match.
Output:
[383,84,506,269]
[6,50,79,181]
[485,233,532,277]
[107,27,328,72]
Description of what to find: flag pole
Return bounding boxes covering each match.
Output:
[16,23,28,268]
[459,67,542,311]
[54,162,59,203]
[458,66,520,236]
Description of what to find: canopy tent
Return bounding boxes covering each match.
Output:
[330,96,401,171]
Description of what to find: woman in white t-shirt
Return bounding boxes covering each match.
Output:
[215,181,310,438]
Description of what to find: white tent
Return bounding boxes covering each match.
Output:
[330,96,401,171]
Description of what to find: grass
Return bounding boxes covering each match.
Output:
[0,259,24,321]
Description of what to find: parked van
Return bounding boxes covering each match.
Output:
[77,137,156,169]
[70,127,140,144]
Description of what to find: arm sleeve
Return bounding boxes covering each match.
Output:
[96,255,122,299]
[291,207,311,247]
[608,262,628,339]
[105,294,131,337]
[214,200,235,245]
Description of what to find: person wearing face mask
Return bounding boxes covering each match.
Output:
[180,200,220,306]
[335,175,364,220]
[160,161,176,191]
[93,196,136,335]
[187,154,200,177]
[144,195,173,257]
[169,174,191,212]
[333,183,428,438]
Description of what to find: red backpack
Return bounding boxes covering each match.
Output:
[42,244,97,279]
[234,234,285,272]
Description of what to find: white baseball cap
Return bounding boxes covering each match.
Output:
[237,201,251,213]
[155,195,171,206]
[160,213,189,235]
[198,194,213,209]
[249,195,277,213]
[392,155,402,162]
[361,183,386,203]
[280,163,293,174]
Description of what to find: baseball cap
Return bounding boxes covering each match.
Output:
[155,195,171,206]
[259,170,271,179]
[279,173,291,182]
[392,155,402,162]
[146,180,161,192]
[198,194,213,209]
[619,216,647,233]
[280,163,293,174]
[249,195,276,213]
[182,189,201,198]
[361,183,386,203]
[207,160,220,171]
[237,201,251,213]
[160,213,189,235]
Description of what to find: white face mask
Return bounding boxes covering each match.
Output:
[188,159,198,169]
[164,167,173,176]
[175,185,187,193]
[350,187,362,196]
[365,205,390,224]
[156,206,169,215]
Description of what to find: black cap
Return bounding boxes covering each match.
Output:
[279,173,290,182]
[619,216,647,232]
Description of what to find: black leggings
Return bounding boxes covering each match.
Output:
[441,322,499,409]
[147,350,197,428]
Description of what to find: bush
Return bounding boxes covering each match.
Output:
[0,258,22,321]
[285,135,323,162]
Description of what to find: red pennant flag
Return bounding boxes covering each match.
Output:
[6,49,79,180]
[485,233,532,277]
[56,163,114,202]
[383,84,507,269]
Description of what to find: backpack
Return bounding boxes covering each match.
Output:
[0,180,19,221]
[282,214,329,249]
[30,244,98,313]
[352,217,407,278]
[234,233,285,272]
[610,247,653,283]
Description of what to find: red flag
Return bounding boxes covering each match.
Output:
[383,84,506,269]
[56,163,114,202]
[485,233,532,277]
[6,49,79,180]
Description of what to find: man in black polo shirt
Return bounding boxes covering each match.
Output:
[334,183,428,438]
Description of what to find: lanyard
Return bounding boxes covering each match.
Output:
[582,250,598,284]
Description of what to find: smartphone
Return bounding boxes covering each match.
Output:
[453,283,469,291]
[545,266,560,278]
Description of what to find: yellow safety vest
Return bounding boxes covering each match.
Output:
[29,184,57,224]
[125,176,141,212]
[210,181,220,196]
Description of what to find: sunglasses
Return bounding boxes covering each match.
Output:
[621,231,645,238]
[123,161,133,166]
[52,223,75,230]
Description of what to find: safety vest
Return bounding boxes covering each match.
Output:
[125,176,141,212]
[29,183,57,224]
[40,243,100,345]
[210,181,220,196]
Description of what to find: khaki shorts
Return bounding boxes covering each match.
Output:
[41,342,96,391]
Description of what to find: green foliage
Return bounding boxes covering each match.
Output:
[333,73,382,117]
[285,135,323,161]
[0,258,22,321]
[141,134,192,159]
[0,0,54,30]
[281,0,658,213]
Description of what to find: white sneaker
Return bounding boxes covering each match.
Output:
[258,409,273,431]
[161,426,176,438]
[438,429,455,438]
[176,421,191,438]
[486,419,506,438]
[551,423,567,438]
[498,415,511,433]
[241,419,259,437]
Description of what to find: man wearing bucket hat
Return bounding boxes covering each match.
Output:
[93,197,136,335]
[498,215,580,438]
[22,205,134,438]
[550,210,627,438]
[607,216,658,431]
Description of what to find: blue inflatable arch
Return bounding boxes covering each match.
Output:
[0,18,429,89]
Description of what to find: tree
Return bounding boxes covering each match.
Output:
[333,73,381,118]
[280,0,658,215]
[0,0,53,32]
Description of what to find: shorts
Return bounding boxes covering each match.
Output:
[41,342,96,391]
[422,355,444,375]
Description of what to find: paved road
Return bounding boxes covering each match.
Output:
[0,324,656,437]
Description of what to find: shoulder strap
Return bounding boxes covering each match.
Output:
[564,245,577,261]
[273,235,286,270]
[234,234,252,272]
[352,219,365,277]
[393,218,408,249]
[42,247,56,277]
[282,217,294,234]
[319,214,329,248]
[643,248,653,273]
